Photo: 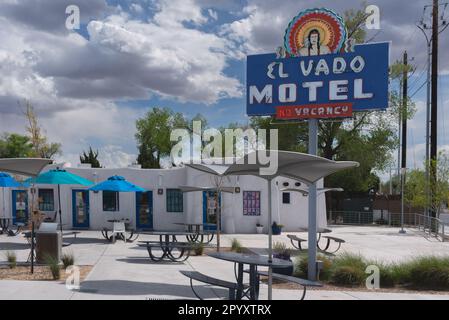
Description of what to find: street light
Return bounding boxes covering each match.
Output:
[399,167,407,234]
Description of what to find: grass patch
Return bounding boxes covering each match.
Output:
[291,252,449,291]
[4,251,16,269]
[393,256,449,290]
[293,254,333,281]
[44,255,60,280]
[61,252,75,269]
[231,238,244,253]
[192,243,205,256]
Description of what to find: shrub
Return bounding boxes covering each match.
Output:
[193,243,204,256]
[231,238,243,253]
[331,266,366,286]
[365,260,396,288]
[4,251,17,269]
[330,253,367,286]
[293,254,333,281]
[61,252,75,269]
[273,242,290,259]
[44,255,61,280]
[396,256,449,290]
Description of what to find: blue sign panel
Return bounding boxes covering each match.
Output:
[246,42,390,117]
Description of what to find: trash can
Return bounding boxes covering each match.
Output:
[36,223,62,264]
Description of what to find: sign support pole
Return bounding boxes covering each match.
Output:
[308,118,318,281]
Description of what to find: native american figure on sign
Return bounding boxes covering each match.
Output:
[277,8,355,58]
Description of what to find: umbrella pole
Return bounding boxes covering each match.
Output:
[267,178,273,300]
[58,184,63,234]
[2,188,5,219]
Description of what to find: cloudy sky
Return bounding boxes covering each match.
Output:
[0,0,448,179]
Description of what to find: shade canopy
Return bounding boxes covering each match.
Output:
[0,158,52,177]
[179,186,236,194]
[280,187,344,196]
[186,150,358,300]
[28,169,93,186]
[0,173,21,188]
[89,176,145,192]
[186,150,359,184]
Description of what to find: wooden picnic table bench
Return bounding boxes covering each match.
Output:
[180,270,242,300]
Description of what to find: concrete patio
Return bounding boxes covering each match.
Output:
[1,225,449,300]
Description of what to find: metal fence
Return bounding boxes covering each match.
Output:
[328,211,448,242]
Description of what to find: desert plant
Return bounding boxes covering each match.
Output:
[393,256,449,290]
[4,251,16,269]
[293,254,333,281]
[192,243,204,256]
[273,242,291,259]
[44,255,61,280]
[231,238,244,253]
[329,253,367,286]
[331,265,366,286]
[61,252,75,269]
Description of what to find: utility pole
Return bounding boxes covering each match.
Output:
[430,0,439,218]
[401,51,408,171]
[418,1,448,219]
[399,51,408,234]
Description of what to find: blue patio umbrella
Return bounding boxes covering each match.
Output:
[0,173,21,218]
[89,176,145,221]
[89,176,146,193]
[28,169,93,232]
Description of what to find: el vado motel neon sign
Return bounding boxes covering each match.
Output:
[246,8,390,120]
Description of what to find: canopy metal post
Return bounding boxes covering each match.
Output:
[267,177,273,300]
[308,119,318,281]
[58,184,63,234]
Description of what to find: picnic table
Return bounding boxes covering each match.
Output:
[0,218,25,236]
[208,252,292,300]
[173,223,216,244]
[293,228,345,253]
[101,219,139,242]
[138,231,196,262]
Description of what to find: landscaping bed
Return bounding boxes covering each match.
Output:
[260,252,449,293]
[0,265,93,281]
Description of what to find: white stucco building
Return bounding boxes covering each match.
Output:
[1,163,327,233]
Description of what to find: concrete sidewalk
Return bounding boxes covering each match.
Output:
[1,226,449,300]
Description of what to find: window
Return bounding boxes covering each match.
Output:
[243,191,261,216]
[38,189,54,211]
[103,191,119,211]
[166,189,183,212]
[282,192,291,204]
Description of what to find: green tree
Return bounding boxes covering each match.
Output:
[135,107,188,168]
[405,152,449,217]
[80,147,101,168]
[0,133,33,158]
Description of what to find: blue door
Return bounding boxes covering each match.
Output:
[136,191,153,230]
[12,190,28,224]
[202,191,221,231]
[72,190,90,228]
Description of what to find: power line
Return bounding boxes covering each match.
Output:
[410,80,428,98]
